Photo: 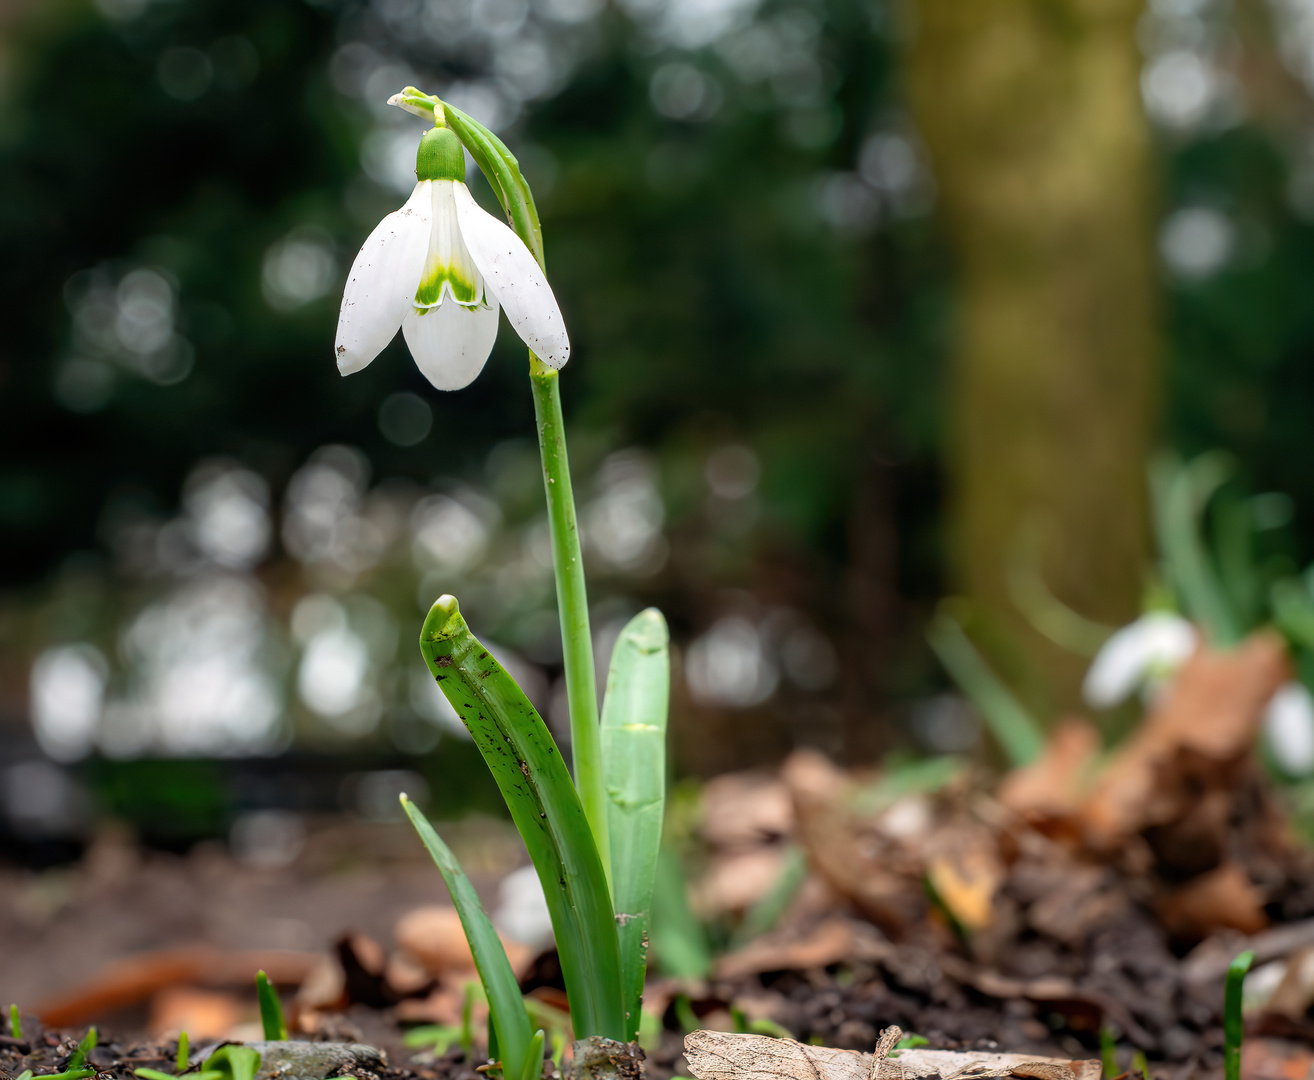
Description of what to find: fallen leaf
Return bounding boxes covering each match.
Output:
[1157,862,1269,938]
[998,719,1100,824]
[148,986,245,1039]
[683,1032,1099,1080]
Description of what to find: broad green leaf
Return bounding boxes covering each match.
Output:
[402,796,533,1080]
[418,595,625,1042]
[600,608,669,1041]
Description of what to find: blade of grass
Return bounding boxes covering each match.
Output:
[1100,1027,1117,1078]
[9,1005,20,1040]
[600,608,670,1041]
[255,971,287,1041]
[418,596,624,1041]
[176,1033,189,1073]
[1224,950,1253,1080]
[926,608,1043,766]
[401,795,534,1080]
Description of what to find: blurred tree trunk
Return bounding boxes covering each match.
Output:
[907,0,1160,716]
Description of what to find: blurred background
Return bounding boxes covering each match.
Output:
[1,0,1313,868]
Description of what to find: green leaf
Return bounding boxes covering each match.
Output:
[9,1004,21,1040]
[176,1033,189,1074]
[1224,950,1253,1080]
[418,595,625,1041]
[255,971,287,1041]
[728,844,807,951]
[519,1029,545,1080]
[650,846,711,979]
[202,1045,260,1080]
[135,1069,180,1080]
[600,608,670,1041]
[403,1025,464,1055]
[68,1027,96,1070]
[402,797,534,1080]
[926,608,1043,766]
[1151,451,1240,647]
[440,103,544,268]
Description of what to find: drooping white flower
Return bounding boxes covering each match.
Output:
[1264,681,1314,776]
[1082,611,1197,709]
[335,124,569,391]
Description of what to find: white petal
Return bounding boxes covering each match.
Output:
[1265,682,1314,775]
[335,182,432,376]
[402,299,501,391]
[452,182,571,368]
[1082,612,1196,709]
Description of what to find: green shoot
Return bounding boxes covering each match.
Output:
[39,1071,94,1080]
[600,608,671,1039]
[202,1046,260,1080]
[1224,950,1253,1080]
[549,1032,567,1071]
[255,971,287,1041]
[729,844,808,950]
[925,607,1043,766]
[1100,1027,1117,1078]
[15,1070,32,1080]
[637,1011,663,1053]
[176,1032,189,1073]
[1150,452,1239,647]
[1131,1051,1151,1080]
[137,1070,221,1080]
[650,846,712,979]
[403,1026,463,1055]
[417,597,624,1041]
[68,1027,97,1070]
[9,1004,21,1040]
[674,995,700,1035]
[519,1029,545,1080]
[402,795,535,1080]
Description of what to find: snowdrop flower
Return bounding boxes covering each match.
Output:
[335,123,569,391]
[1082,611,1197,709]
[1264,681,1314,776]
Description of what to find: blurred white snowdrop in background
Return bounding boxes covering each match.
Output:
[262,228,338,310]
[1082,611,1197,709]
[585,450,667,574]
[686,615,779,707]
[29,644,109,762]
[1265,682,1314,775]
[1160,205,1235,279]
[115,576,283,756]
[495,862,554,947]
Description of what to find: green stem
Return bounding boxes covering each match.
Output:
[530,356,609,881]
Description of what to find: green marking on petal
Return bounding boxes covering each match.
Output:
[414,263,481,309]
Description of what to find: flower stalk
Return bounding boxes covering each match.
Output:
[530,358,608,876]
